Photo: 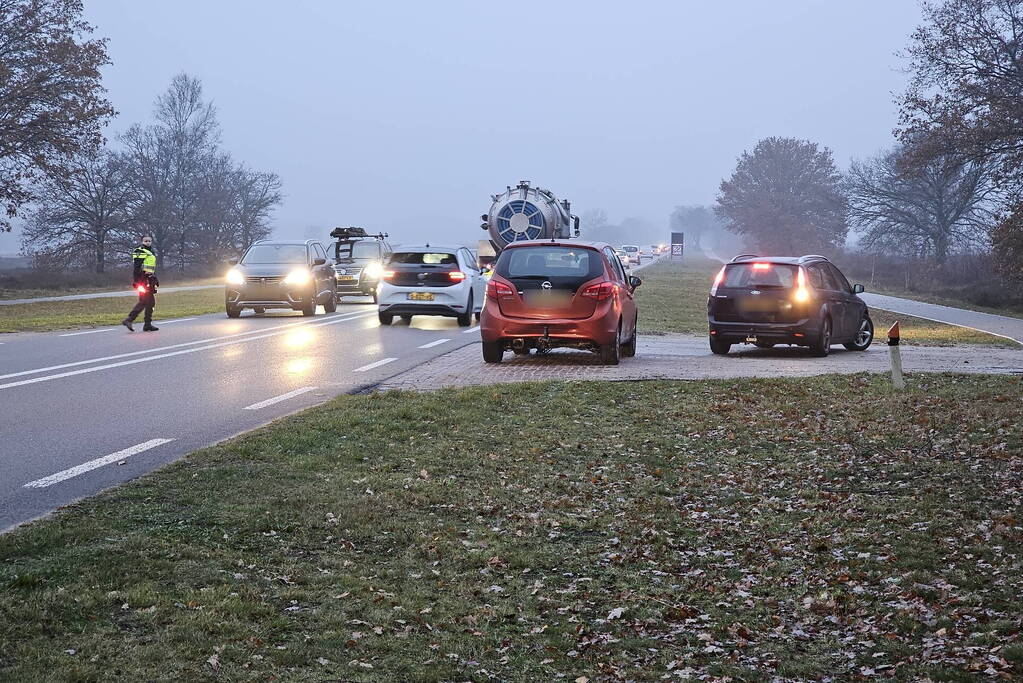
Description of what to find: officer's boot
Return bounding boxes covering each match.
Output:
[121,318,134,331]
[143,321,159,331]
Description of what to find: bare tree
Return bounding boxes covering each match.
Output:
[0,0,114,231]
[21,151,133,272]
[846,145,996,264]
[715,137,848,254]
[234,167,281,251]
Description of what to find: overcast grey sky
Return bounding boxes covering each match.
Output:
[2,0,923,253]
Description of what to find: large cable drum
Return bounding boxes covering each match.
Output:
[482,180,579,249]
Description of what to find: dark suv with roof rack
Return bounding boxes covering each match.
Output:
[707,254,873,357]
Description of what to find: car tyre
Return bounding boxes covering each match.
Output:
[709,335,731,355]
[754,342,775,349]
[620,315,637,357]
[253,307,265,315]
[378,311,393,325]
[482,341,503,363]
[457,294,473,327]
[600,323,621,365]
[226,305,242,319]
[810,317,832,357]
[400,313,413,322]
[370,291,378,303]
[513,347,530,356]
[324,289,337,313]
[843,315,874,351]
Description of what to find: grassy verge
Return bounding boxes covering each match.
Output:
[0,277,221,300]
[1,375,1021,680]
[0,287,225,333]
[636,258,1017,346]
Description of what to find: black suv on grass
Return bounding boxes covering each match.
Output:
[707,255,873,356]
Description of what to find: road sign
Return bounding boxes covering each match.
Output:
[670,231,684,260]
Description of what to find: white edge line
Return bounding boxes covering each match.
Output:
[354,357,398,372]
[60,328,116,337]
[0,311,375,390]
[868,305,1023,346]
[244,386,317,410]
[462,325,481,334]
[157,317,197,325]
[418,338,450,349]
[0,310,374,381]
[24,438,174,488]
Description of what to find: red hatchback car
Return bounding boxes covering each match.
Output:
[480,240,641,364]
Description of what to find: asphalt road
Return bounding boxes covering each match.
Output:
[0,300,481,531]
[0,284,220,305]
[860,293,1023,345]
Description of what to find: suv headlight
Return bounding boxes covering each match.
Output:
[363,262,384,279]
[226,268,244,285]
[283,268,311,285]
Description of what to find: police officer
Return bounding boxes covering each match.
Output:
[121,235,159,332]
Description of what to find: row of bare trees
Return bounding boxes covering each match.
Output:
[709,1,1023,287]
[22,74,282,273]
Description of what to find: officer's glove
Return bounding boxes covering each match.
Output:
[151,276,160,288]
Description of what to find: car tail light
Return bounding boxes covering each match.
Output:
[709,266,726,295]
[486,279,514,300]
[793,267,811,303]
[752,262,771,270]
[580,281,615,301]
[448,271,467,282]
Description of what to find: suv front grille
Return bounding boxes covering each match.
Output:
[245,276,284,284]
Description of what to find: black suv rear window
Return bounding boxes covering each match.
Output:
[242,244,308,264]
[496,246,604,280]
[389,252,457,265]
[723,263,797,288]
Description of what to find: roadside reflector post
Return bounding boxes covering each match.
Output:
[887,321,905,390]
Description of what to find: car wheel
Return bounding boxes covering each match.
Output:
[302,300,316,316]
[371,291,378,304]
[754,342,774,349]
[474,311,481,323]
[253,307,265,315]
[709,335,731,355]
[600,323,621,365]
[226,305,242,319]
[482,341,503,363]
[400,313,413,322]
[457,293,473,326]
[810,317,832,357]
[324,289,337,313]
[620,315,637,357]
[843,315,874,351]
[378,311,393,325]
[513,347,530,356]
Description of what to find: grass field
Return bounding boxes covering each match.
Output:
[1,374,1020,680]
[0,277,221,300]
[0,287,225,333]
[635,258,1018,346]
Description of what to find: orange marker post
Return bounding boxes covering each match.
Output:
[887,321,905,390]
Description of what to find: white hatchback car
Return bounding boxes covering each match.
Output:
[377,246,486,326]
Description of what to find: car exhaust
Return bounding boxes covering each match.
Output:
[512,338,525,350]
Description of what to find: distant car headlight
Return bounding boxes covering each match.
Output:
[363,262,384,279]
[226,269,244,286]
[283,268,312,285]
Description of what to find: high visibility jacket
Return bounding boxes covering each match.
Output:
[132,245,157,283]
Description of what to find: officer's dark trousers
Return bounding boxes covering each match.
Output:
[127,291,155,323]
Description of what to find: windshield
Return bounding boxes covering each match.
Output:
[622,245,639,252]
[722,263,798,288]
[389,251,457,266]
[336,240,381,261]
[497,246,604,280]
[242,244,308,264]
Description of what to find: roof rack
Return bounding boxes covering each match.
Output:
[330,226,388,241]
[730,254,760,262]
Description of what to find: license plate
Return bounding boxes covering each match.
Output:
[408,292,435,301]
[337,275,355,282]
[745,336,758,343]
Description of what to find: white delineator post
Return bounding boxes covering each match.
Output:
[888,321,905,390]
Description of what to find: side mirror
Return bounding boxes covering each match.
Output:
[227,258,239,266]
[312,257,326,266]
[629,275,642,289]
[852,283,864,294]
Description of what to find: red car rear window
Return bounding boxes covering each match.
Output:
[496,247,604,280]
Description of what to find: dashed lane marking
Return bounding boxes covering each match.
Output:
[23,438,174,488]
[418,338,450,349]
[244,386,317,410]
[60,328,116,337]
[462,325,481,334]
[354,357,398,372]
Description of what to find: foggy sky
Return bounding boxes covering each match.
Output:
[1,1,922,253]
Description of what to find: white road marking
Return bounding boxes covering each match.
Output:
[23,438,174,488]
[60,328,116,337]
[244,386,317,410]
[418,338,450,349]
[157,317,197,325]
[0,311,375,391]
[866,305,1023,346]
[0,310,373,381]
[354,357,398,372]
[462,325,481,334]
